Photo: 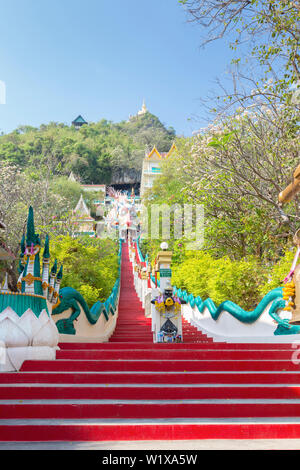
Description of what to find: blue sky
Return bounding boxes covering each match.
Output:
[0,0,238,136]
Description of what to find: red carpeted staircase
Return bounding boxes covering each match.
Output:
[1,243,300,442]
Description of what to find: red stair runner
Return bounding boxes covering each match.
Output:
[1,242,300,442]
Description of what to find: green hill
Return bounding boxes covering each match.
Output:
[0,111,176,184]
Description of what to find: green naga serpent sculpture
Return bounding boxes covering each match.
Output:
[151,272,300,335]
[52,282,120,335]
[269,298,300,335]
[52,241,122,335]
[174,286,300,335]
[173,286,282,322]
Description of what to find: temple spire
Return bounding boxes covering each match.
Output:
[26,206,35,247]
[42,235,50,298]
[48,259,58,302]
[20,234,25,256]
[137,99,147,116]
[43,235,50,260]
[52,265,63,305]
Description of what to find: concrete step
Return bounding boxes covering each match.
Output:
[55,349,297,361]
[58,342,295,350]
[20,359,300,372]
[2,400,300,419]
[2,418,300,442]
[1,384,300,400]
[3,371,300,385]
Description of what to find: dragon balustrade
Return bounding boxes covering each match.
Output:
[131,160,300,342]
[1,164,300,372]
[0,207,60,371]
[0,207,122,371]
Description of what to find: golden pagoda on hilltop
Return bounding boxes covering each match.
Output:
[128,99,148,121]
[137,99,148,116]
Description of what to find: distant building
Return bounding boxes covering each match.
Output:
[67,174,106,218]
[68,171,78,183]
[140,143,177,197]
[80,184,106,213]
[128,99,148,121]
[72,195,96,237]
[137,99,148,116]
[72,115,88,129]
[81,184,106,197]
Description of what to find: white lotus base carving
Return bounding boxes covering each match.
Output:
[0,306,59,371]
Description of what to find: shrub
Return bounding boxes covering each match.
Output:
[49,235,119,307]
[78,284,103,307]
[259,246,296,296]
[171,251,268,310]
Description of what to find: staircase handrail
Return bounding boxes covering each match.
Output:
[136,237,287,328]
[53,240,123,334]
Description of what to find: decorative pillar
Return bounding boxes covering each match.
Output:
[48,259,57,303]
[0,206,60,372]
[151,242,184,343]
[52,265,63,305]
[42,235,50,299]
[141,264,147,308]
[144,261,152,318]
[156,242,172,292]
[21,207,43,296]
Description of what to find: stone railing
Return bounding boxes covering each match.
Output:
[51,240,123,343]
[133,237,300,343]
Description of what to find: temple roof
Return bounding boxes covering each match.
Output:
[74,194,95,220]
[146,146,162,160]
[72,115,87,125]
[145,143,177,160]
[166,142,177,157]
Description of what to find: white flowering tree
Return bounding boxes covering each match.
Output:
[180,0,300,92]
[0,162,79,290]
[183,98,299,258]
[147,94,298,261]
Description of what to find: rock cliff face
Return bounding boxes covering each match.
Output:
[111,168,141,184]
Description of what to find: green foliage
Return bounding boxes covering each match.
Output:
[171,251,269,310]
[259,246,296,296]
[50,235,119,307]
[181,0,300,103]
[0,110,175,290]
[50,176,97,213]
[123,112,175,154]
[140,104,298,309]
[207,132,234,149]
[77,284,103,308]
[0,113,175,184]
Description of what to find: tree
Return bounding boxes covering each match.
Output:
[50,235,119,306]
[0,114,176,185]
[147,100,298,261]
[0,163,85,289]
[180,0,300,117]
[180,0,299,81]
